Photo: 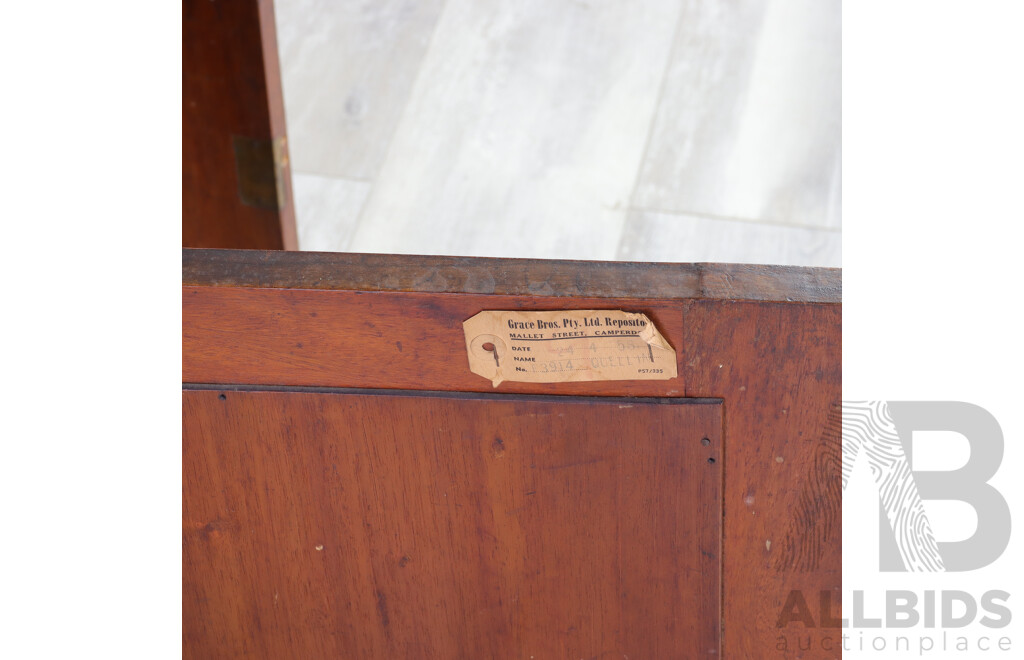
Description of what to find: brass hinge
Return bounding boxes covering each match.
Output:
[232,134,289,210]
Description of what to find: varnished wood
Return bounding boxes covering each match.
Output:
[183,388,722,658]
[683,299,841,657]
[182,248,841,658]
[183,1,297,250]
[183,248,841,303]
[184,286,687,396]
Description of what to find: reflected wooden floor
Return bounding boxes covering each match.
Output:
[275,0,840,266]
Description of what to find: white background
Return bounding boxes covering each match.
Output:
[0,1,1022,657]
[845,1,1024,657]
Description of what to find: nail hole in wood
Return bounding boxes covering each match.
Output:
[219,393,227,400]
[707,457,716,464]
[701,437,711,446]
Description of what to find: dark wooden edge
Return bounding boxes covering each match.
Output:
[183,248,841,303]
[183,382,722,406]
[256,0,298,250]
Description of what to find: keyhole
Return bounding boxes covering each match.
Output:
[482,342,499,367]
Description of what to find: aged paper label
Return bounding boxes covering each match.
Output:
[463,310,677,387]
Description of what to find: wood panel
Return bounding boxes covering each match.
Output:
[182,248,841,658]
[183,287,687,397]
[683,299,842,657]
[183,0,297,250]
[183,388,722,658]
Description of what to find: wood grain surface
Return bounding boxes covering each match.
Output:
[183,388,722,658]
[684,299,842,657]
[184,248,841,303]
[184,286,686,396]
[183,1,297,250]
[182,249,841,658]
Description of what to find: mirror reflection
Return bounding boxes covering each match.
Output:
[275,0,840,265]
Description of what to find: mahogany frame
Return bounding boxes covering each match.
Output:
[183,247,841,657]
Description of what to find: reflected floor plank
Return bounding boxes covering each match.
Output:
[348,0,682,260]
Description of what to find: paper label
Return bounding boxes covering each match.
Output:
[463,310,678,387]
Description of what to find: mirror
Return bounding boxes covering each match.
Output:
[274,0,840,266]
